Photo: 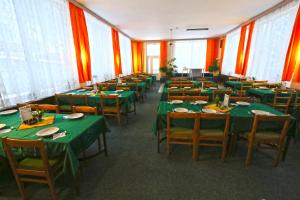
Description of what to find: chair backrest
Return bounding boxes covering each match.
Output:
[37,104,59,113]
[17,103,39,110]
[252,83,268,88]
[82,86,93,91]
[167,89,185,100]
[249,115,290,142]
[167,112,199,135]
[170,78,188,81]
[203,82,218,88]
[213,90,232,100]
[197,77,207,81]
[184,89,202,96]
[169,83,194,88]
[3,138,51,175]
[228,77,239,81]
[116,86,130,91]
[69,94,88,106]
[254,80,268,83]
[229,96,251,102]
[100,95,120,110]
[55,94,72,106]
[273,89,294,105]
[72,106,97,115]
[199,113,230,136]
[168,96,209,102]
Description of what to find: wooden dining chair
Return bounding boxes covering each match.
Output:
[203,82,218,88]
[197,113,230,161]
[167,89,185,100]
[213,90,232,101]
[116,86,130,91]
[238,84,253,96]
[166,112,199,160]
[2,138,65,200]
[55,93,73,113]
[71,106,108,158]
[168,96,209,102]
[37,104,59,113]
[197,77,207,81]
[184,89,202,96]
[170,77,188,81]
[228,77,239,81]
[254,80,268,83]
[268,89,294,113]
[82,86,93,91]
[241,114,290,167]
[229,96,251,102]
[69,94,88,107]
[100,95,122,125]
[17,103,39,110]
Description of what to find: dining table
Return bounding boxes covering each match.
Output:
[160,86,233,101]
[64,90,137,113]
[0,112,109,177]
[225,81,252,90]
[154,101,296,158]
[247,88,300,103]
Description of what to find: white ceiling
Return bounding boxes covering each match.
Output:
[77,0,282,40]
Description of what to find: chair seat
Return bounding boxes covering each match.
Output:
[170,127,194,135]
[242,131,280,141]
[59,105,72,111]
[19,157,61,170]
[103,106,120,112]
[199,129,224,137]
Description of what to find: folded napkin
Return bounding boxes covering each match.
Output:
[18,116,55,130]
[204,104,232,113]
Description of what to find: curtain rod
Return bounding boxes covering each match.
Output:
[68,0,132,39]
[224,0,295,35]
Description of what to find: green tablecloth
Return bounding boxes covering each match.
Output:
[225,81,252,90]
[154,102,294,136]
[247,88,300,103]
[165,80,203,87]
[65,90,137,112]
[0,112,108,176]
[160,87,232,101]
[151,75,157,81]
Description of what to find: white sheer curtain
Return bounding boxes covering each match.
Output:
[85,12,115,82]
[0,0,78,108]
[119,33,132,75]
[173,40,207,73]
[221,28,241,76]
[246,1,299,82]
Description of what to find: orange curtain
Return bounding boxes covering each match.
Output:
[160,41,168,67]
[235,25,247,74]
[111,28,122,76]
[205,38,219,71]
[131,41,144,73]
[241,21,255,76]
[69,3,91,83]
[282,6,300,82]
[219,37,226,73]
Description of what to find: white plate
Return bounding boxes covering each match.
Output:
[195,100,208,105]
[236,101,250,106]
[116,90,124,92]
[251,110,272,116]
[184,87,191,89]
[209,87,217,90]
[171,100,183,104]
[202,109,217,113]
[0,128,11,134]
[174,108,188,113]
[63,113,84,120]
[0,124,6,129]
[259,87,268,90]
[170,87,178,89]
[78,89,86,92]
[0,109,18,115]
[36,127,59,137]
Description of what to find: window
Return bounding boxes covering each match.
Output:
[85,11,115,82]
[119,33,132,75]
[246,1,299,82]
[146,43,160,74]
[221,28,241,75]
[0,0,78,108]
[173,40,207,73]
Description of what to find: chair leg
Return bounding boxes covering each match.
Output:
[47,175,57,200]
[166,140,171,156]
[192,140,198,161]
[117,113,121,125]
[245,141,254,167]
[14,176,26,200]
[102,133,108,157]
[221,139,228,161]
[274,145,283,167]
[157,131,161,153]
